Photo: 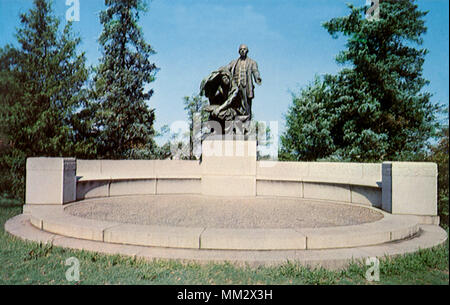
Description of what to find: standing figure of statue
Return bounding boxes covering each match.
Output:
[200,44,262,136]
[225,44,262,121]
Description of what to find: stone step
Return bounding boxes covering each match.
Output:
[5,214,447,270]
[25,203,422,251]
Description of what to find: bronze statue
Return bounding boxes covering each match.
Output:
[200,44,262,135]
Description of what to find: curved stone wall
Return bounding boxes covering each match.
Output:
[76,160,202,200]
[24,155,438,218]
[256,161,382,207]
[76,159,383,208]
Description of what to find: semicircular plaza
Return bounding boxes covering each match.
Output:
[6,150,447,269]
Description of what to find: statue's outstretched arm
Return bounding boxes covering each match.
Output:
[252,62,262,85]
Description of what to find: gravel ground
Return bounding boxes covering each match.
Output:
[65,195,384,229]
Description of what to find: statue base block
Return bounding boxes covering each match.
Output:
[201,139,256,196]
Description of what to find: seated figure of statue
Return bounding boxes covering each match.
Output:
[200,68,250,136]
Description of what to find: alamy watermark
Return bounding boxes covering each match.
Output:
[66,0,80,22]
[167,118,279,162]
[65,257,80,282]
[366,0,380,21]
[365,257,380,282]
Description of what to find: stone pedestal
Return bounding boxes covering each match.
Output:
[26,157,77,205]
[201,139,257,196]
[382,162,437,215]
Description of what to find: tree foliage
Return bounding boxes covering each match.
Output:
[0,0,88,199]
[281,0,438,162]
[90,0,158,159]
[428,123,449,228]
[280,77,335,161]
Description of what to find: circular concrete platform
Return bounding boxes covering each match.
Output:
[5,194,447,269]
[5,213,447,270]
[64,195,384,229]
[22,195,425,249]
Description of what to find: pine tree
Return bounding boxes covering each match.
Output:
[0,0,88,199]
[91,0,158,159]
[281,0,438,162]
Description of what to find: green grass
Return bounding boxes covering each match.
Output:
[0,199,448,285]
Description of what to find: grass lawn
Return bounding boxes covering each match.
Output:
[0,199,448,285]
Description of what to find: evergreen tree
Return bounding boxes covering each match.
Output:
[0,0,88,199]
[91,0,158,159]
[427,111,449,227]
[281,0,438,162]
[280,77,335,161]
